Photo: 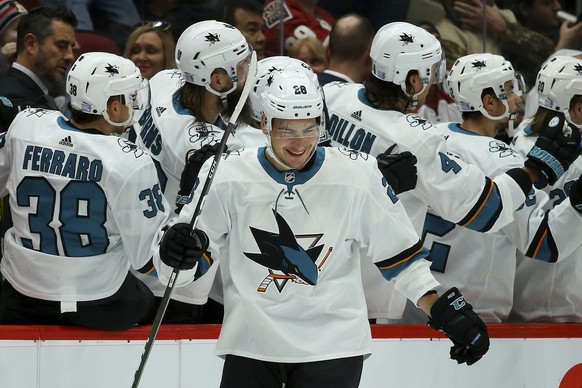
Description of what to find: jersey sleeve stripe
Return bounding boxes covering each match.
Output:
[525,211,559,263]
[458,177,503,232]
[374,241,429,280]
[136,258,156,275]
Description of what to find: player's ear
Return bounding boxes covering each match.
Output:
[209,68,231,93]
[482,93,497,115]
[406,71,422,94]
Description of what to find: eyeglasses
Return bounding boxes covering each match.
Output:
[133,21,172,31]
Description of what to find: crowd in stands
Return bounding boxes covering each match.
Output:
[1,0,582,335]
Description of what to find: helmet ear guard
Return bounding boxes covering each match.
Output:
[67,52,149,127]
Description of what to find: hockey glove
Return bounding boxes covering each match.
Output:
[159,223,209,270]
[377,144,418,194]
[175,143,224,213]
[525,113,581,187]
[428,287,490,366]
[569,175,582,214]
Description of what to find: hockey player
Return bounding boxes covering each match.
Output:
[322,22,581,321]
[510,55,582,322]
[0,52,177,330]
[401,53,582,323]
[128,20,255,323]
[155,67,490,388]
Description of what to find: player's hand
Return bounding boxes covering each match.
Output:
[377,144,418,194]
[159,223,209,270]
[176,143,225,213]
[428,287,490,366]
[525,113,581,187]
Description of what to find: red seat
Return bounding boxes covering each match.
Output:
[74,30,122,59]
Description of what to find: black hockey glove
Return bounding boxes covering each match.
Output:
[525,113,581,187]
[569,175,582,214]
[175,143,224,213]
[428,287,490,366]
[159,223,209,270]
[377,144,418,194]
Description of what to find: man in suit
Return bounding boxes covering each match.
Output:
[0,4,76,111]
[317,13,374,86]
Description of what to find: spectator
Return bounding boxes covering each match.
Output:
[263,0,335,57]
[131,20,253,324]
[288,36,327,74]
[214,0,267,60]
[510,55,582,322]
[440,0,582,88]
[155,66,490,387]
[317,12,374,86]
[317,0,409,31]
[0,4,75,110]
[0,52,171,330]
[40,0,140,51]
[123,21,176,80]
[0,0,27,74]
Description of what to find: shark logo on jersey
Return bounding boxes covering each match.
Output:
[118,138,144,158]
[488,140,519,158]
[575,63,582,75]
[399,32,414,45]
[188,124,222,147]
[471,60,486,70]
[337,147,369,161]
[205,32,221,45]
[244,210,326,292]
[25,108,49,118]
[105,63,119,76]
[406,115,432,130]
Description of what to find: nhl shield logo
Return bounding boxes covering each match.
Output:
[284,171,295,183]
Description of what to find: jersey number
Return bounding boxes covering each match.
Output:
[17,177,108,257]
[422,213,455,273]
[439,152,462,174]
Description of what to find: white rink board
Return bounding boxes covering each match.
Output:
[1,337,582,388]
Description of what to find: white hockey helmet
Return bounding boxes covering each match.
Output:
[536,55,582,126]
[67,52,149,127]
[250,56,317,123]
[370,22,446,98]
[447,53,524,120]
[260,68,324,135]
[175,20,251,97]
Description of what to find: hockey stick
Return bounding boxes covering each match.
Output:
[131,50,257,388]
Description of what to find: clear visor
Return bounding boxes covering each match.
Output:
[232,48,253,84]
[432,52,447,84]
[502,72,526,99]
[270,122,321,139]
[125,77,150,110]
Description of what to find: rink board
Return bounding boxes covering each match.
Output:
[1,324,582,388]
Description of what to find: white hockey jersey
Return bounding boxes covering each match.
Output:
[0,109,171,302]
[155,147,439,362]
[323,82,529,319]
[509,122,582,322]
[403,123,582,322]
